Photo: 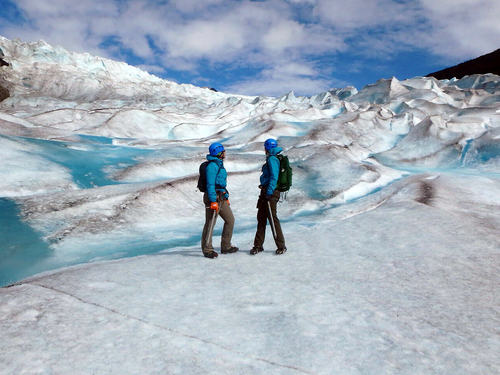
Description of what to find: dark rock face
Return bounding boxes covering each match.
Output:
[0,48,11,100]
[0,47,7,67]
[416,181,434,206]
[0,85,9,102]
[427,49,500,80]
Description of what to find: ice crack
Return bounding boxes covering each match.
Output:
[29,282,315,375]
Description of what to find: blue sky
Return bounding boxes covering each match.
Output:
[1,0,499,96]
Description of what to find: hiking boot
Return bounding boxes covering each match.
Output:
[275,247,287,255]
[203,251,218,259]
[221,246,239,254]
[249,246,264,255]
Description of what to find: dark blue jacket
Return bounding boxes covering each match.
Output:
[205,155,228,203]
[260,146,282,196]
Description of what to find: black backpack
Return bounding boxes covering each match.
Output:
[276,154,292,192]
[197,161,218,192]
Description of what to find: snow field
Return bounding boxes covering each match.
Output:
[0,37,499,374]
[2,173,498,374]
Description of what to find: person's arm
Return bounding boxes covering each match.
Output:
[206,162,219,203]
[266,156,280,196]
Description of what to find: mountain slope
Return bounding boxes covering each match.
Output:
[427,48,500,80]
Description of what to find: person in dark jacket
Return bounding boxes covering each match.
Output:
[250,138,287,255]
[201,142,238,258]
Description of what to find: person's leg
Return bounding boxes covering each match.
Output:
[201,194,217,253]
[218,199,236,251]
[268,197,285,250]
[253,196,267,249]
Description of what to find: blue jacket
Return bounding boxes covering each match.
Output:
[260,146,282,196]
[205,155,228,203]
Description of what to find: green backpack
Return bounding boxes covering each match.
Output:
[276,154,292,192]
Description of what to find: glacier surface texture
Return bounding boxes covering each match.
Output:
[0,37,499,375]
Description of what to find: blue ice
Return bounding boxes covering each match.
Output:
[0,198,52,286]
[0,136,172,286]
[23,136,155,188]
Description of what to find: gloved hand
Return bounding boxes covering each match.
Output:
[265,194,272,201]
[210,202,219,211]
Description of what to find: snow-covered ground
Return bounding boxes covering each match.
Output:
[0,37,499,374]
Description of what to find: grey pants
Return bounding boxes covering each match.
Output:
[201,193,235,253]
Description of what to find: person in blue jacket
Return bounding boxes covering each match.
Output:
[250,138,287,255]
[201,142,238,258]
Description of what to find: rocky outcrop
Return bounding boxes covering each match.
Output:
[0,47,8,67]
[0,85,9,102]
[0,47,10,100]
[427,49,500,80]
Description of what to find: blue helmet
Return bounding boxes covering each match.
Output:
[264,138,278,151]
[209,142,225,156]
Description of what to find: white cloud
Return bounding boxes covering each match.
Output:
[261,20,306,51]
[2,0,345,64]
[3,0,119,57]
[141,1,345,71]
[226,61,345,97]
[164,19,246,59]
[1,0,499,97]
[287,0,316,3]
[227,75,332,97]
[313,0,413,30]
[137,64,165,75]
[278,62,317,76]
[418,0,500,58]
[310,0,499,61]
[168,0,226,14]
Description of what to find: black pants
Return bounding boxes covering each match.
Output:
[253,189,285,249]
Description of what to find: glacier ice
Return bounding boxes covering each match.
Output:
[0,36,499,283]
[0,37,499,375]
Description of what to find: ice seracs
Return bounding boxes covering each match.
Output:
[0,36,499,375]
